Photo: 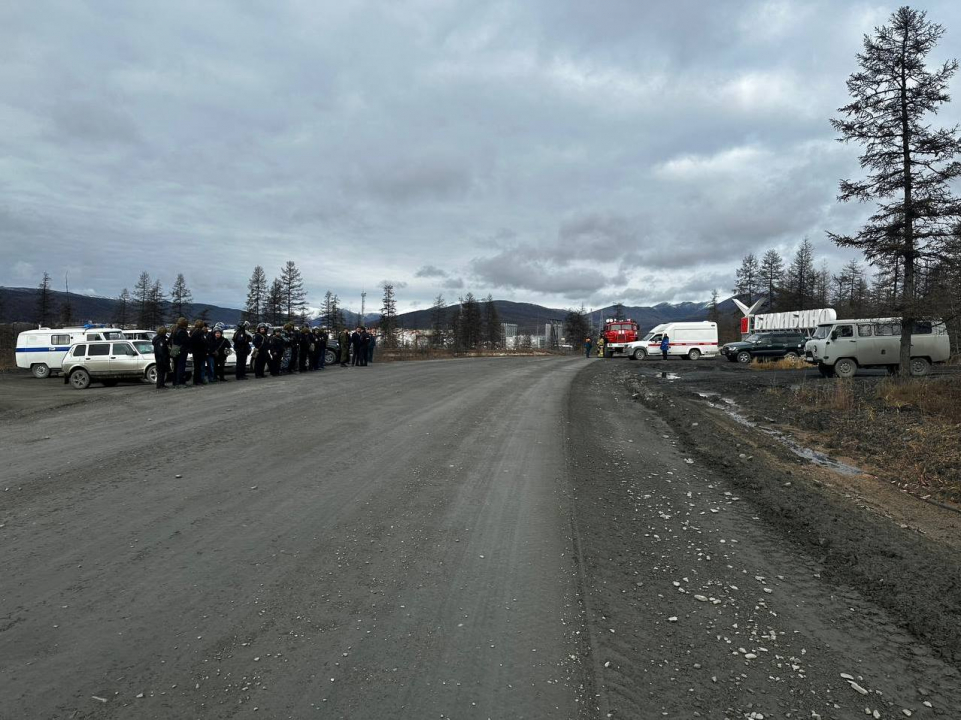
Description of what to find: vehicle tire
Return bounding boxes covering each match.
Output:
[688,348,701,361]
[834,358,857,379]
[325,349,337,366]
[910,357,930,377]
[736,351,752,364]
[784,351,799,362]
[145,365,158,384]
[102,379,118,387]
[69,368,91,390]
[632,348,646,360]
[31,363,51,379]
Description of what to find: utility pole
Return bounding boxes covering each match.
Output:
[360,290,366,320]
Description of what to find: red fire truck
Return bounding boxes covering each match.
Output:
[601,319,639,357]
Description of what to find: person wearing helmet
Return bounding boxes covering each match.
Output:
[299,325,312,372]
[268,327,285,376]
[252,323,270,378]
[233,322,252,380]
[208,326,231,382]
[283,323,298,374]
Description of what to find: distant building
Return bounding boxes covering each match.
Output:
[502,323,518,349]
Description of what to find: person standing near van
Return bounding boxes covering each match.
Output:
[233,323,252,380]
[152,326,171,390]
[190,320,208,386]
[584,337,593,358]
[171,318,189,387]
[209,327,231,382]
[660,334,670,360]
[339,327,351,367]
[252,323,270,378]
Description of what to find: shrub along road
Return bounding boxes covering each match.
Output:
[1,358,959,719]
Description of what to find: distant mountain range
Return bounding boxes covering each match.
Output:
[0,286,740,333]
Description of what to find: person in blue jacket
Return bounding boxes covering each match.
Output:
[660,335,670,360]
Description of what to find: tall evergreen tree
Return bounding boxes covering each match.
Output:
[114,288,131,329]
[37,271,55,326]
[244,266,268,325]
[784,239,817,310]
[708,289,721,324]
[380,282,399,348]
[457,293,482,350]
[133,271,152,328]
[321,290,344,330]
[829,7,961,373]
[759,250,785,310]
[169,273,193,322]
[266,278,284,326]
[430,294,447,348]
[146,279,164,329]
[279,261,306,322]
[482,294,502,349]
[733,253,761,303]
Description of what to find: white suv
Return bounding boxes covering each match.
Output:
[62,340,158,389]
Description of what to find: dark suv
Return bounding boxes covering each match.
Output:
[721,332,807,364]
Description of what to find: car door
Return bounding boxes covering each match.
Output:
[84,343,112,374]
[754,335,774,358]
[829,324,857,359]
[109,342,141,377]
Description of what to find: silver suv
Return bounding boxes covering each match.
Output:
[62,340,158,389]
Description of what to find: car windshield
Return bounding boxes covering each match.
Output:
[746,334,763,343]
[134,341,153,355]
[642,333,656,341]
[812,325,832,340]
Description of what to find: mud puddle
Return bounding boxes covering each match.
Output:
[696,391,864,476]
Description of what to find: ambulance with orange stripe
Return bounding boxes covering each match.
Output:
[624,321,718,360]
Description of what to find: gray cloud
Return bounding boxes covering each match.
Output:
[2,1,957,312]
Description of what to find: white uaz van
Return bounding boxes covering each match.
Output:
[805,318,950,378]
[624,321,719,360]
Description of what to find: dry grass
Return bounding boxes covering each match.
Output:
[794,378,857,412]
[749,356,806,371]
[876,375,961,423]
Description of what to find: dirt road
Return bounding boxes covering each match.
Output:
[2,358,960,719]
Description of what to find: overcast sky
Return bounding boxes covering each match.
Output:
[3,1,961,313]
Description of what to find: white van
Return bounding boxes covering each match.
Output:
[121,329,157,342]
[805,317,950,378]
[15,326,125,378]
[624,321,719,360]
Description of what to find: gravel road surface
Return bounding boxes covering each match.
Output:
[2,358,959,719]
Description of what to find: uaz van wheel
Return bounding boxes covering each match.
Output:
[688,348,701,360]
[736,351,752,364]
[910,357,930,377]
[70,369,91,390]
[32,363,51,379]
[146,366,158,384]
[834,358,857,379]
[632,348,646,360]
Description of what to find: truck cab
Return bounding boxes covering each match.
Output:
[601,319,639,358]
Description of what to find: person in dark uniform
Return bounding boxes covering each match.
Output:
[208,326,231,382]
[284,323,298,374]
[233,323,252,379]
[252,323,269,378]
[367,330,377,364]
[316,326,329,370]
[190,320,208,386]
[339,327,351,367]
[308,326,321,370]
[268,327,285,376]
[299,325,312,372]
[152,326,171,389]
[351,327,364,366]
[359,327,370,367]
[171,317,190,388]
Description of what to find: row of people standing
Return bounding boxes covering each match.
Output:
[151,319,377,389]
